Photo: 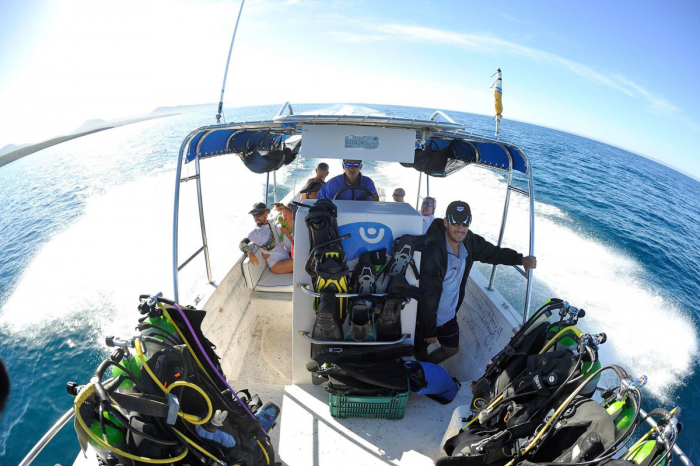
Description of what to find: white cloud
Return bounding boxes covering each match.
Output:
[368,24,683,118]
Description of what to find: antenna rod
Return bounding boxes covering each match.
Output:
[216,0,245,123]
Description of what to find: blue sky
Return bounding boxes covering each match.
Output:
[1,0,698,177]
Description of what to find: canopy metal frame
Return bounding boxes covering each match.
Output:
[172,104,535,322]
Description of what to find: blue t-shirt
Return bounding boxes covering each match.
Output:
[317,173,376,201]
[436,233,468,326]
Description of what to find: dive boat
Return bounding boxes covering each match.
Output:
[20,103,693,466]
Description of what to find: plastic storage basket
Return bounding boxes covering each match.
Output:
[329,391,409,419]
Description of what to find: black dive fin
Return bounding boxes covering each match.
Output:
[375,297,406,342]
[311,290,343,342]
[344,299,377,341]
[350,251,377,295]
[376,234,428,291]
[387,274,425,300]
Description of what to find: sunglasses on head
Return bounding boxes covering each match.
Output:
[343,162,361,168]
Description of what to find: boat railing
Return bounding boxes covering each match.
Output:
[299,332,410,345]
[298,284,387,298]
[18,408,75,466]
[638,408,693,466]
[429,110,457,124]
[275,101,294,118]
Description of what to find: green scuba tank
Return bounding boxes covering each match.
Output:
[139,315,180,356]
[88,410,126,454]
[142,315,178,340]
[626,440,666,466]
[111,350,142,391]
[546,323,579,352]
[605,397,636,430]
[579,359,602,396]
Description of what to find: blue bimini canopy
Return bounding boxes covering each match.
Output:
[186,129,300,174]
[401,137,527,177]
[181,116,529,176]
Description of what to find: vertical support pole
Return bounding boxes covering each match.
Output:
[523,160,536,323]
[195,152,213,284]
[426,174,430,197]
[265,172,270,204]
[172,137,189,302]
[273,171,278,203]
[415,172,423,210]
[487,168,513,290]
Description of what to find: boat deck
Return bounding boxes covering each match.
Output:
[194,256,521,465]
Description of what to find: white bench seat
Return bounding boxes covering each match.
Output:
[242,250,293,293]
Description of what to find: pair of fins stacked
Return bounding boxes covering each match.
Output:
[305,199,351,320]
[308,254,414,396]
[308,234,427,396]
[343,235,427,342]
[310,274,422,344]
[312,243,425,344]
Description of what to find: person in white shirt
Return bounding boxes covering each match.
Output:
[239,203,293,274]
[421,197,436,234]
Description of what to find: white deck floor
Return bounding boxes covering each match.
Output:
[192,256,521,465]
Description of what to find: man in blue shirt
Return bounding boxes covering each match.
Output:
[317,159,379,201]
[415,201,537,364]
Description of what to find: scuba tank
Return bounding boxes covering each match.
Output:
[87,410,126,463]
[622,407,681,466]
[545,323,579,352]
[69,293,278,466]
[136,293,182,355]
[470,299,585,411]
[110,348,142,392]
[440,366,647,466]
[605,396,636,430]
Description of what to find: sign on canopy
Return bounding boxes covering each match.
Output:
[300,125,415,163]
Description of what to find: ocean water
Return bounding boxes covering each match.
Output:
[0,103,698,464]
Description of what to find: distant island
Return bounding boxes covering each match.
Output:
[0,103,217,169]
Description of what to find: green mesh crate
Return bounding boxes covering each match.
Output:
[329,391,409,419]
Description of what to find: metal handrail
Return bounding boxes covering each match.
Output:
[299,332,409,345]
[177,245,206,272]
[271,113,465,132]
[637,408,693,466]
[429,110,457,124]
[483,142,535,324]
[508,185,529,196]
[19,408,74,466]
[298,284,387,298]
[486,146,513,292]
[275,101,294,118]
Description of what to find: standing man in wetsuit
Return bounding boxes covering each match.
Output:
[317,159,379,201]
[415,201,537,364]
